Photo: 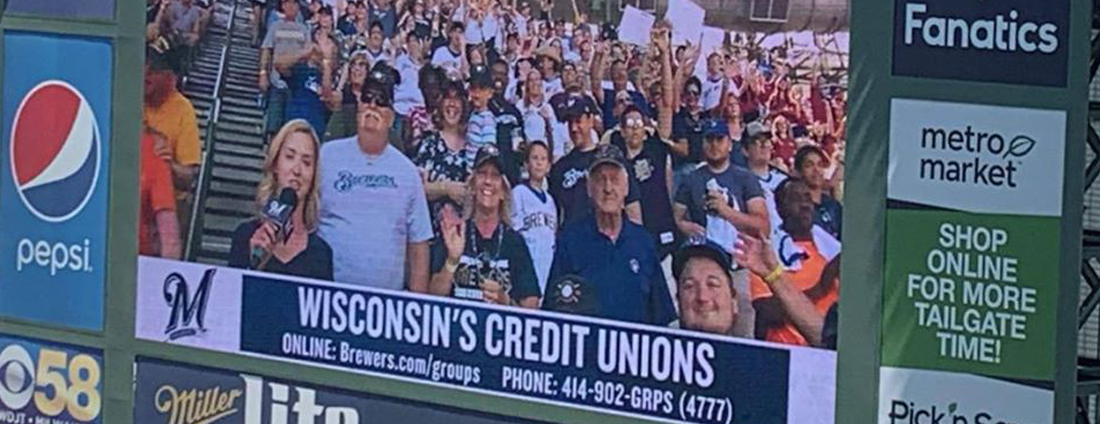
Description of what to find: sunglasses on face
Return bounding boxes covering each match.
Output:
[623,118,644,128]
[361,90,393,108]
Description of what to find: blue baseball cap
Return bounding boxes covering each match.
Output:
[587,143,628,173]
[702,119,729,138]
[673,236,734,282]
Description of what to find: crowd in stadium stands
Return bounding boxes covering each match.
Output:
[138,0,847,349]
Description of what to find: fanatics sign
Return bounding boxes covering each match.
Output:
[892,0,1070,87]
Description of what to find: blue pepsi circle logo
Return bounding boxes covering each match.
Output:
[9,80,101,223]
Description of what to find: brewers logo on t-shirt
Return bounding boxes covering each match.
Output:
[453,254,513,302]
[633,158,653,182]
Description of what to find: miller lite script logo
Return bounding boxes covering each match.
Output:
[163,269,216,340]
[155,384,242,424]
[152,375,361,424]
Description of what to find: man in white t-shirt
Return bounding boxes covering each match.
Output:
[318,63,433,291]
[431,22,466,79]
[393,32,426,115]
[700,52,739,113]
[463,7,498,46]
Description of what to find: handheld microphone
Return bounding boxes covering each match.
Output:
[251,187,299,270]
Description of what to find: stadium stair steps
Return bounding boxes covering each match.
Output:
[181,0,268,265]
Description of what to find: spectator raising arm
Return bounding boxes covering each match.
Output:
[735,233,826,348]
[655,27,675,142]
[590,41,606,105]
[429,215,465,296]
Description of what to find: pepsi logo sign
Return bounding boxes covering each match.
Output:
[8,80,101,223]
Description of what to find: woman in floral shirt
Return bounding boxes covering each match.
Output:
[413,79,473,214]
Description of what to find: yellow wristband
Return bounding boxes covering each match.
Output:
[764,265,784,284]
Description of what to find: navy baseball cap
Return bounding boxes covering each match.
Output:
[563,95,599,122]
[473,143,504,171]
[672,236,734,282]
[587,144,628,173]
[468,64,493,88]
[362,62,401,106]
[702,119,729,138]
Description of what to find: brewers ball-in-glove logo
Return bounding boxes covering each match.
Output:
[555,278,582,304]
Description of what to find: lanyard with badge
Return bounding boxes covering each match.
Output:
[453,221,510,300]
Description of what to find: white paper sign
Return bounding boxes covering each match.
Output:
[693,26,726,79]
[618,6,656,46]
[759,32,788,49]
[667,0,705,46]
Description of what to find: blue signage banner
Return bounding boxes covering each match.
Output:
[0,31,112,330]
[4,0,114,20]
[134,357,546,424]
[0,334,104,424]
[892,0,1070,87]
[135,258,837,424]
[239,275,789,424]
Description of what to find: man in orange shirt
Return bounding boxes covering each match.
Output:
[144,45,201,248]
[743,178,840,347]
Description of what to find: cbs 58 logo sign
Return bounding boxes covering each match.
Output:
[0,336,102,423]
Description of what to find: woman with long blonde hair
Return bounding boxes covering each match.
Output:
[429,145,541,309]
[229,119,333,280]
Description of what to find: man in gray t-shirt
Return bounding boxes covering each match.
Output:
[166,0,202,46]
[259,0,310,134]
[318,63,434,291]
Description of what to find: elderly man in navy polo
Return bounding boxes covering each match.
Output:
[543,144,677,326]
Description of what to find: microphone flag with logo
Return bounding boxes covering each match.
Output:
[251,187,298,269]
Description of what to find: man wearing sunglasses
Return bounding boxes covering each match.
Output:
[318,63,434,294]
[609,105,677,262]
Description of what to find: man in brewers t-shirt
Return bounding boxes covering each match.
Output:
[673,119,768,252]
[673,119,768,337]
[318,63,434,291]
[548,95,642,227]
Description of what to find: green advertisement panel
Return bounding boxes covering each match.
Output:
[882,209,1059,380]
[840,0,1089,421]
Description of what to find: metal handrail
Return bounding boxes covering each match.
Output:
[185,0,239,260]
